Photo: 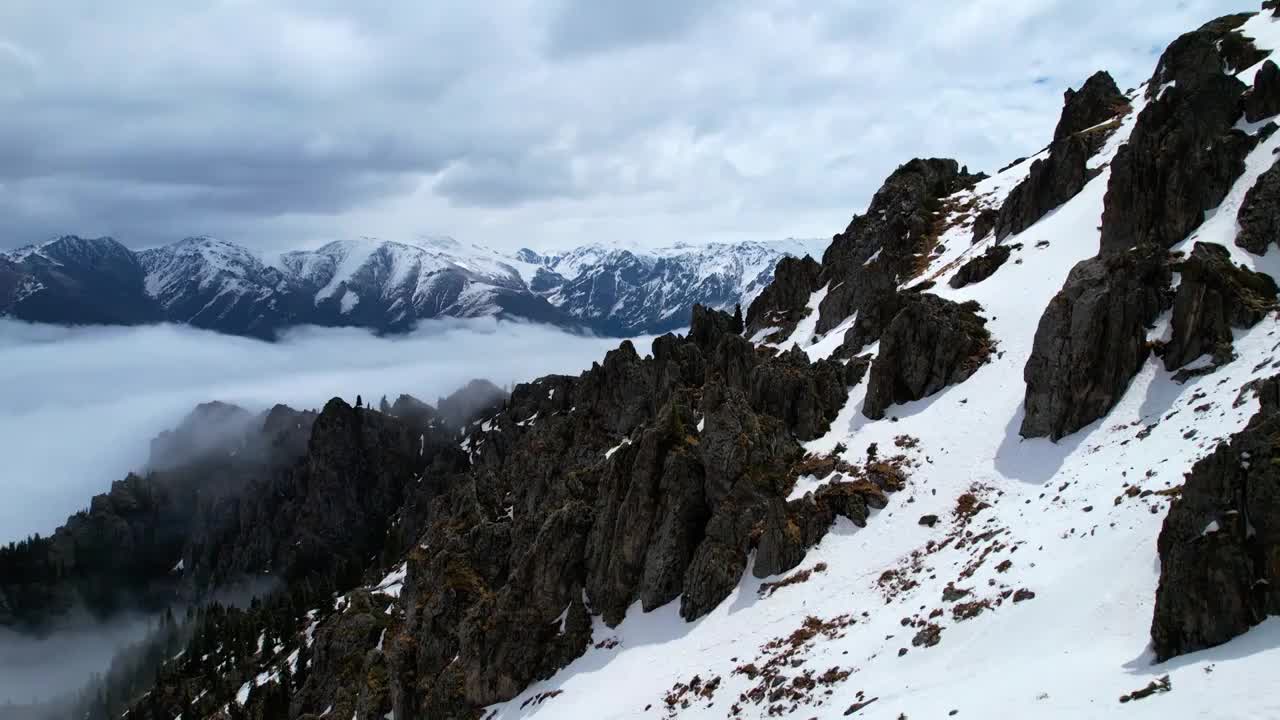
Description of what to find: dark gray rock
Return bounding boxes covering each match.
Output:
[970,208,999,243]
[995,134,1104,241]
[1053,70,1130,141]
[1152,375,1280,660]
[745,254,823,340]
[1100,18,1259,254]
[1237,156,1280,255]
[1163,242,1277,370]
[815,159,982,336]
[949,245,1012,289]
[995,71,1127,241]
[748,346,851,440]
[863,294,992,420]
[1246,59,1280,123]
[1021,245,1173,440]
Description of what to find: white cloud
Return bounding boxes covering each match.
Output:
[0,318,652,542]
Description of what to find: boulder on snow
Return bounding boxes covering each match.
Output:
[1152,375,1280,660]
[970,207,999,244]
[949,245,1012,289]
[1162,242,1278,370]
[863,294,992,420]
[1245,59,1280,123]
[1237,155,1280,255]
[1021,245,1173,440]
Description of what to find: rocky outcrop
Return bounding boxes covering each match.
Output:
[1053,71,1130,141]
[362,306,880,716]
[1152,375,1280,660]
[1100,15,1260,254]
[1163,242,1278,370]
[1021,245,1173,440]
[863,294,992,419]
[748,346,854,440]
[745,254,823,340]
[1023,16,1265,442]
[1237,156,1280,255]
[995,135,1101,240]
[815,159,983,338]
[996,72,1127,240]
[949,245,1012,289]
[970,208,999,243]
[1245,59,1280,122]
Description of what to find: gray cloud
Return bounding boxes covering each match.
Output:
[544,0,728,58]
[0,0,1247,251]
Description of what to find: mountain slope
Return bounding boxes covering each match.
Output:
[10,6,1280,720]
[0,235,161,326]
[1,236,824,339]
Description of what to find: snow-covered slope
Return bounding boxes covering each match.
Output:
[0,235,161,325]
[470,13,1280,719]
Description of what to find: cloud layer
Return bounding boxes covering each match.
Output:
[0,0,1241,252]
[0,318,649,543]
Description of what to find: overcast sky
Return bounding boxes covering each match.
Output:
[0,0,1243,252]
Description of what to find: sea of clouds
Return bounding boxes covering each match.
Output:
[0,318,652,544]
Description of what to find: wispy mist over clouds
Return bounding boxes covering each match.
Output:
[0,319,650,543]
[0,615,152,707]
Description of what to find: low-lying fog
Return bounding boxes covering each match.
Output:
[0,318,653,544]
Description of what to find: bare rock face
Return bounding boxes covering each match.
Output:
[1163,242,1278,370]
[1099,15,1259,255]
[970,207,999,243]
[1053,70,1131,141]
[994,71,1128,241]
[377,306,893,716]
[1237,156,1280,255]
[995,134,1101,241]
[814,158,982,338]
[998,130,1111,239]
[1152,375,1280,661]
[1021,246,1173,440]
[949,245,1012,289]
[1245,59,1280,122]
[748,346,852,440]
[863,294,992,420]
[744,254,822,340]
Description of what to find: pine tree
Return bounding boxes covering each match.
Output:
[732,303,744,334]
[356,394,363,408]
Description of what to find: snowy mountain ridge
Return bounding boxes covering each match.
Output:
[0,234,824,338]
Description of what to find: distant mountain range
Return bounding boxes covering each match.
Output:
[0,235,827,338]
